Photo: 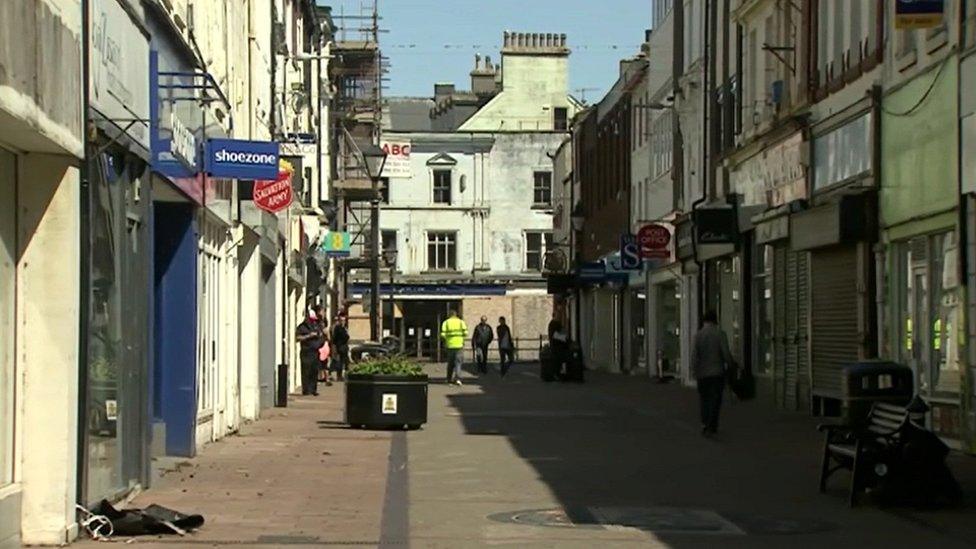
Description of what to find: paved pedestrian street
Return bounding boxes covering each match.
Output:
[77,365,976,548]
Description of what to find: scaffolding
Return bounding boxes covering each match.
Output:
[328,0,384,312]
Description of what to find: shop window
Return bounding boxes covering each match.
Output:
[895,231,962,404]
[427,231,456,271]
[432,170,452,204]
[753,245,775,377]
[525,231,553,271]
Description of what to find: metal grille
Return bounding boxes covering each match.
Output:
[811,246,860,398]
[773,245,788,408]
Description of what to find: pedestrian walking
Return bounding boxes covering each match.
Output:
[440,310,468,386]
[548,316,570,380]
[496,317,515,378]
[691,310,737,436]
[318,317,332,387]
[331,315,351,382]
[296,305,326,396]
[472,316,494,375]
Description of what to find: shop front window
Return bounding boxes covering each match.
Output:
[895,231,961,402]
[753,245,774,377]
[657,281,682,375]
[86,153,125,501]
[931,232,961,397]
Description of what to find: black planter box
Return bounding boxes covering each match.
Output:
[345,374,429,429]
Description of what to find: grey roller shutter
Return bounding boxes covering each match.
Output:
[810,246,860,399]
[773,245,788,408]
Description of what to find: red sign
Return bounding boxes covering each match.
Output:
[637,224,672,259]
[253,172,293,213]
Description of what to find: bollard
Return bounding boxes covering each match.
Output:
[275,363,289,407]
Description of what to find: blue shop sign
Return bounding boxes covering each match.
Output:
[619,234,642,270]
[205,139,280,180]
[577,261,606,281]
[150,51,204,177]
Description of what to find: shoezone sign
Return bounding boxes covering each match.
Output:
[253,160,295,214]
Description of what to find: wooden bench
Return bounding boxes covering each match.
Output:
[818,402,912,506]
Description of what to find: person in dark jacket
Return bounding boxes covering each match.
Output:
[496,317,515,377]
[548,317,570,379]
[691,310,737,436]
[296,305,326,396]
[472,316,494,374]
[330,315,351,381]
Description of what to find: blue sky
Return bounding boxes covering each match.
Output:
[322,0,651,102]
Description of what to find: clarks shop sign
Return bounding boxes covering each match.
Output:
[205,139,280,180]
[90,0,150,149]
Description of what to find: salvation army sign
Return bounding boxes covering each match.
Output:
[253,160,295,214]
[638,224,672,259]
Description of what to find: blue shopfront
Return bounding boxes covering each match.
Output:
[147,33,206,457]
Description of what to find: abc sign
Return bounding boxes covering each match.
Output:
[637,224,671,259]
[382,142,411,157]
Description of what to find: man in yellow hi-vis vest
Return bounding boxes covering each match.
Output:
[441,310,468,386]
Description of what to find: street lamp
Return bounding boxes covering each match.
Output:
[361,143,388,342]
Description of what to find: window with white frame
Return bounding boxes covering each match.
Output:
[427,231,457,271]
[533,171,553,207]
[652,112,673,177]
[433,169,452,204]
[525,231,553,271]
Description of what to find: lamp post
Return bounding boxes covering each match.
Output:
[383,249,398,343]
[361,143,388,342]
[569,204,585,344]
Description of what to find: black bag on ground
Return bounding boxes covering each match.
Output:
[564,346,585,383]
[540,345,556,382]
[94,499,205,536]
[872,425,963,508]
[729,366,756,400]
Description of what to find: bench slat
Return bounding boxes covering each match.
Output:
[828,443,856,457]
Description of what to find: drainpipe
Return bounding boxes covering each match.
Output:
[77,0,93,510]
[691,0,712,322]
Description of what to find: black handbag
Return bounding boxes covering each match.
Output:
[729,366,756,400]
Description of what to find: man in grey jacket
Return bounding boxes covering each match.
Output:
[691,310,737,436]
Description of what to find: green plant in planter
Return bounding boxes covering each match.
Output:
[349,356,425,377]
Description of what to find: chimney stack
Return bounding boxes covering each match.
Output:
[501,31,570,55]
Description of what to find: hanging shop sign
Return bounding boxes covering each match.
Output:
[895,0,944,29]
[253,160,295,214]
[205,138,280,180]
[577,261,607,282]
[693,207,738,245]
[619,235,642,270]
[89,0,151,151]
[321,231,352,257]
[637,224,672,259]
[381,140,412,178]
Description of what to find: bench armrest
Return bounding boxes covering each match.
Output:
[817,423,853,433]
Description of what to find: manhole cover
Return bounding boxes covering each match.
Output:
[489,507,836,536]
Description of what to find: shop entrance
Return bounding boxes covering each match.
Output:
[898,232,962,440]
[401,300,462,360]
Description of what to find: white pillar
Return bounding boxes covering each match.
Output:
[17,157,80,545]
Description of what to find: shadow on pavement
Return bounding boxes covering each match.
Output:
[442,362,976,547]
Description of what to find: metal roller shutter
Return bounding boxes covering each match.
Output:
[795,251,811,410]
[774,245,788,408]
[810,246,860,398]
[785,250,799,410]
